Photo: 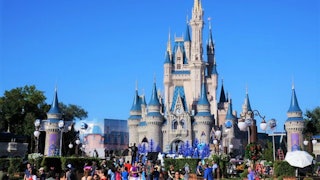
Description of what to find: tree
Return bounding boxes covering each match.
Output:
[0,85,88,135]
[303,106,320,153]
[0,85,47,135]
[59,103,88,121]
[261,141,274,162]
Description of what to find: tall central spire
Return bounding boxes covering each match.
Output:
[193,0,202,13]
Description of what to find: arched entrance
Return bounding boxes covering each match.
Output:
[170,139,184,153]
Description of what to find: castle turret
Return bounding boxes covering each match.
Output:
[128,89,142,146]
[240,90,257,144]
[194,83,212,143]
[285,84,304,152]
[43,88,64,156]
[146,82,163,149]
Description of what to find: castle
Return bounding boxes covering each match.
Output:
[128,0,244,154]
[127,0,308,156]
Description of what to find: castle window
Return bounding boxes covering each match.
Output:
[177,64,181,69]
[172,120,178,129]
[180,119,186,129]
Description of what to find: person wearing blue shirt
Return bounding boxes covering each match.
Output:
[203,164,214,180]
[247,167,255,180]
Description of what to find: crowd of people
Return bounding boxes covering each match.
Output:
[22,157,168,180]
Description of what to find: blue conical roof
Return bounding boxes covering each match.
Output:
[288,87,302,113]
[164,51,171,64]
[211,61,218,75]
[245,92,252,112]
[184,24,191,42]
[130,90,141,111]
[198,83,209,105]
[225,101,234,120]
[148,82,160,106]
[48,88,61,114]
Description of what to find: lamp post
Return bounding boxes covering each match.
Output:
[213,128,222,154]
[34,119,41,153]
[58,120,64,156]
[304,138,317,153]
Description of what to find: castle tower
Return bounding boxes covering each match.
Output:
[145,82,163,149]
[128,89,142,146]
[217,81,228,126]
[194,83,213,144]
[189,0,205,100]
[285,84,304,152]
[43,88,64,156]
[240,91,257,144]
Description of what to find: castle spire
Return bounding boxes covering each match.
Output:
[184,22,191,42]
[244,87,252,112]
[47,87,62,119]
[167,29,172,55]
[219,79,227,103]
[148,82,160,106]
[198,82,209,105]
[288,85,302,113]
[193,0,202,13]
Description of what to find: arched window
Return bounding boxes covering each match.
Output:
[172,120,178,129]
[180,119,186,129]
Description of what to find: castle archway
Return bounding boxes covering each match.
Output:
[170,139,184,153]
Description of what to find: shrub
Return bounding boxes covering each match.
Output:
[273,160,295,177]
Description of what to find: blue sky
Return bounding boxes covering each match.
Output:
[1,0,319,132]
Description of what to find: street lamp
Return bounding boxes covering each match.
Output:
[213,128,222,154]
[34,119,41,153]
[68,138,81,156]
[58,120,64,156]
[304,138,317,152]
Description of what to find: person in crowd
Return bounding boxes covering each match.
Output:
[98,169,107,180]
[92,174,100,180]
[173,171,182,180]
[183,163,190,180]
[145,160,153,180]
[82,166,93,180]
[91,161,98,177]
[38,167,46,180]
[121,167,129,180]
[23,163,32,180]
[46,166,58,180]
[46,171,56,180]
[107,166,116,180]
[115,167,121,180]
[140,166,146,180]
[247,167,255,180]
[203,164,213,180]
[130,162,139,180]
[26,167,37,180]
[167,165,175,180]
[100,160,107,170]
[124,161,132,175]
[152,167,160,180]
[196,161,203,177]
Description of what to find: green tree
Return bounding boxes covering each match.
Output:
[0,85,88,135]
[0,85,47,135]
[303,106,320,153]
[60,103,88,121]
[261,141,273,162]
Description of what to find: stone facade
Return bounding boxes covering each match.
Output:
[128,0,243,154]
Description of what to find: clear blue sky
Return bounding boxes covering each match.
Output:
[1,0,319,132]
